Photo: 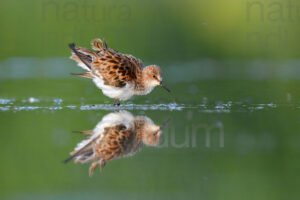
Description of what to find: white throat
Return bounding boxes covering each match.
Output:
[134,74,158,95]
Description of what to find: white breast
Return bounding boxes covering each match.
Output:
[92,77,135,101]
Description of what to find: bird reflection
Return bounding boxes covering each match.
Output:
[64,110,169,176]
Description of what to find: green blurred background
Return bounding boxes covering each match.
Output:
[2,0,300,60]
[1,0,300,200]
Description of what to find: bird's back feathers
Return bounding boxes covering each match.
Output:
[69,39,144,88]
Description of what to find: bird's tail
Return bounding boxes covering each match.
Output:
[63,133,99,164]
[69,43,95,71]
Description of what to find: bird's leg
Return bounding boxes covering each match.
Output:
[113,99,116,106]
[116,100,120,106]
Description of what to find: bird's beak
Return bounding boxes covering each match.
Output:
[160,81,171,93]
[159,118,171,130]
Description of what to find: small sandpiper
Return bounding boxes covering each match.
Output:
[69,38,170,106]
[64,110,170,176]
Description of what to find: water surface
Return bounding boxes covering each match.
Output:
[1,77,300,200]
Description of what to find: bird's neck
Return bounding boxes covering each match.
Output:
[134,70,155,95]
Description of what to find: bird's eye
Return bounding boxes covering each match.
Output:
[153,75,156,78]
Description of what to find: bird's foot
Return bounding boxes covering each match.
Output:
[113,99,120,107]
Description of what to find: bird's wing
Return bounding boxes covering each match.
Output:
[91,39,143,88]
[95,124,137,162]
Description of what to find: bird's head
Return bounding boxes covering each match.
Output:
[143,126,162,146]
[141,118,170,146]
[144,65,170,92]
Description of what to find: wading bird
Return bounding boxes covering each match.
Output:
[69,39,170,106]
[64,110,170,176]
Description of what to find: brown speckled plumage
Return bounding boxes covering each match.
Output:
[71,39,143,88]
[64,111,164,176]
[69,38,170,103]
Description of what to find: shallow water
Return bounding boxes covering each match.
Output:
[1,77,300,200]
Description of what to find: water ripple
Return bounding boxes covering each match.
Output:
[0,97,298,112]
